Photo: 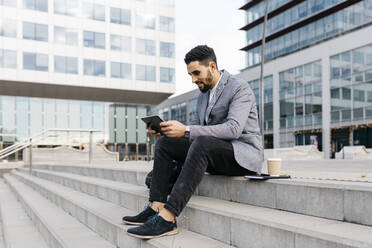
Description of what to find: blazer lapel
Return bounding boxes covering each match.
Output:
[199,91,209,125]
[205,71,229,123]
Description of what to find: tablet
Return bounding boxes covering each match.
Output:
[141,115,164,135]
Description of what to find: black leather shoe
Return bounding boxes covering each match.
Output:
[127,214,178,239]
[122,205,157,225]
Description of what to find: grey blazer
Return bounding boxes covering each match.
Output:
[189,70,263,173]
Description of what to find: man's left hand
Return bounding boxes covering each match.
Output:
[160,121,186,138]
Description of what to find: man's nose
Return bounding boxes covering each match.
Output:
[192,75,198,83]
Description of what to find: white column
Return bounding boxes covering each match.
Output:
[322,56,331,158]
[272,72,280,148]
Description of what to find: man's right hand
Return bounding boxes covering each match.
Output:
[146,123,162,138]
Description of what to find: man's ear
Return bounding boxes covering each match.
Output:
[209,61,217,72]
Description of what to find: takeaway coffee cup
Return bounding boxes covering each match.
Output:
[267,158,281,176]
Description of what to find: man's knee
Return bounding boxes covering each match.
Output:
[190,136,215,153]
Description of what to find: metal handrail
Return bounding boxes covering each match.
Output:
[0,128,102,175]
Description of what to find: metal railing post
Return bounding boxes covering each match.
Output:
[29,138,32,175]
[89,130,93,164]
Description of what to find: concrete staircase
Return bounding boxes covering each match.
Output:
[0,163,372,248]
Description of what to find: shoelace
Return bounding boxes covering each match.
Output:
[144,213,160,227]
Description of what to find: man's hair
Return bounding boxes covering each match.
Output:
[184,45,218,68]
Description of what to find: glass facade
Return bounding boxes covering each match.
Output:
[111,34,131,52]
[0,0,16,7]
[160,67,175,83]
[83,31,105,49]
[23,52,48,71]
[0,49,17,69]
[84,59,105,77]
[279,60,322,129]
[159,16,175,32]
[248,75,273,131]
[54,0,78,16]
[83,2,105,22]
[111,62,131,79]
[330,43,372,122]
[136,13,156,30]
[0,96,105,142]
[23,22,48,42]
[110,7,131,25]
[136,65,156,81]
[160,42,175,58]
[54,26,78,46]
[54,55,78,74]
[23,0,48,12]
[0,19,17,38]
[136,38,156,56]
[245,1,372,67]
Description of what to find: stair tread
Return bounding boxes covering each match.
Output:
[22,168,372,246]
[4,175,115,248]
[11,171,235,248]
[0,180,48,248]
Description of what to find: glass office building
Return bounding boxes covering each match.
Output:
[0,0,176,160]
[238,0,372,157]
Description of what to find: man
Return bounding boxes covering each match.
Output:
[123,45,263,239]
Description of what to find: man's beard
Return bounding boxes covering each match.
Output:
[196,71,213,93]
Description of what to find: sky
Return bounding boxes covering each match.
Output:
[173,0,246,97]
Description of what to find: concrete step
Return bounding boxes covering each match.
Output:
[9,171,235,248]
[0,180,48,248]
[3,174,116,248]
[17,168,372,248]
[32,164,372,226]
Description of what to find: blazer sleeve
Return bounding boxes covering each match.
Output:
[189,82,253,140]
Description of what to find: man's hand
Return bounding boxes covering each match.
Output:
[146,124,161,138]
[160,121,186,138]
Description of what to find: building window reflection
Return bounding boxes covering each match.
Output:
[0,49,17,69]
[136,38,155,56]
[136,13,155,30]
[54,55,78,74]
[159,16,175,32]
[54,0,78,16]
[23,22,48,42]
[110,7,131,25]
[23,52,48,71]
[54,26,78,46]
[160,42,175,58]
[111,34,131,52]
[0,19,17,38]
[111,62,131,79]
[136,64,156,81]
[23,0,47,12]
[83,31,105,49]
[84,59,105,77]
[83,2,105,22]
[160,67,175,83]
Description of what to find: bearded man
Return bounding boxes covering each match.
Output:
[123,45,263,239]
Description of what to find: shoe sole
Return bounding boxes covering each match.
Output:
[122,220,144,225]
[126,228,179,239]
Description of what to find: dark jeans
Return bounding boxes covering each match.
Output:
[149,135,255,216]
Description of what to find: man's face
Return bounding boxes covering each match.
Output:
[187,61,213,93]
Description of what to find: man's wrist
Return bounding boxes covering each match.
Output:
[184,126,190,138]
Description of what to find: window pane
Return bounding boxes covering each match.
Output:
[146,65,155,81]
[136,65,146,80]
[94,4,105,21]
[95,61,105,76]
[35,23,48,41]
[159,16,174,32]
[35,0,47,11]
[136,13,155,29]
[83,31,94,47]
[110,7,121,23]
[136,38,155,56]
[94,32,105,49]
[23,52,35,70]
[160,67,174,82]
[160,42,175,58]
[111,62,121,78]
[66,28,78,45]
[84,59,94,75]
[0,19,17,38]
[54,55,66,73]
[66,57,78,74]
[121,63,131,79]
[23,22,35,39]
[54,26,65,43]
[36,54,48,71]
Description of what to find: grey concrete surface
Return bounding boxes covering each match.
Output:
[25,165,372,226]
[8,171,234,248]
[13,168,372,248]
[0,180,48,248]
[4,175,115,248]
